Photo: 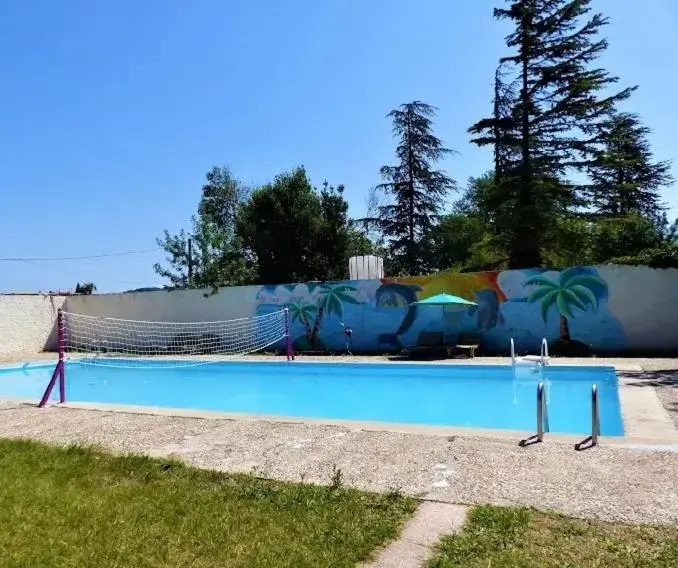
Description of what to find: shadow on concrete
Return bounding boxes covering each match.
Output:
[619,369,678,388]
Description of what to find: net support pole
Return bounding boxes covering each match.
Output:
[38,308,65,407]
[58,309,66,403]
[284,308,295,361]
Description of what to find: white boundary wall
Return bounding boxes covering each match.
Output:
[65,287,259,322]
[0,294,67,356]
[3,265,677,356]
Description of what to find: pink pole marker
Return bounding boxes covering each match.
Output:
[284,308,295,361]
[38,308,66,407]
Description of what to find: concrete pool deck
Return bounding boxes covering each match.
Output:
[1,353,677,524]
[2,353,676,443]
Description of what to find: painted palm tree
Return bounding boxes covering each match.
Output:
[525,268,608,344]
[287,282,361,349]
[286,300,318,339]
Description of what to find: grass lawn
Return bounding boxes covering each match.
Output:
[428,505,678,568]
[0,438,415,568]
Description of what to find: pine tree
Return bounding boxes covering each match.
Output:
[468,64,519,244]
[491,62,520,181]
[588,112,673,222]
[377,101,456,275]
[469,0,635,269]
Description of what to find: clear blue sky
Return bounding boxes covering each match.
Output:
[1,0,676,293]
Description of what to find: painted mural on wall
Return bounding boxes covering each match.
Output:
[254,266,626,355]
[524,267,609,356]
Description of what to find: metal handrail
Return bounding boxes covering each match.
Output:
[540,338,549,366]
[512,338,549,367]
[537,381,549,441]
[591,384,600,446]
[519,381,549,447]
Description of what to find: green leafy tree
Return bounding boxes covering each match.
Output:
[431,214,488,271]
[312,181,353,282]
[588,112,673,222]
[376,101,457,276]
[525,268,607,349]
[541,216,596,268]
[433,173,513,272]
[74,282,96,295]
[594,215,678,268]
[454,173,496,223]
[154,167,255,290]
[238,168,356,284]
[470,0,634,269]
[198,166,250,230]
[590,215,663,264]
[345,224,379,259]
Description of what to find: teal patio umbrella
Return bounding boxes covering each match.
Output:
[410,293,477,307]
[410,293,478,342]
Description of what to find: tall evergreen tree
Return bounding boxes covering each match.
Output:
[376,101,456,275]
[490,62,520,181]
[588,112,673,221]
[469,0,635,269]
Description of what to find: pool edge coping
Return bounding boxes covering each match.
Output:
[0,357,633,370]
[3,358,675,443]
[6,398,678,447]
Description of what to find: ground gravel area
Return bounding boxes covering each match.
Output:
[0,403,676,525]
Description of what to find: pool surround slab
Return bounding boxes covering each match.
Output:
[2,356,676,444]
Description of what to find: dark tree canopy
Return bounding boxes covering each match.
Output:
[376,101,456,275]
[587,112,673,221]
[74,282,96,295]
[470,0,635,269]
[237,168,358,284]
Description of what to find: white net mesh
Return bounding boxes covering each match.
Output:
[62,309,288,368]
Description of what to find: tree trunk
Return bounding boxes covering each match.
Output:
[559,314,571,343]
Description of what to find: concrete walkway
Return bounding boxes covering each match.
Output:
[362,502,467,568]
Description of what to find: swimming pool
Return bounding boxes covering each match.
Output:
[0,360,623,436]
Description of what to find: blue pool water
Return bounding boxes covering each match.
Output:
[0,360,623,436]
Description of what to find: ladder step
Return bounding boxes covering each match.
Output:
[518,355,551,363]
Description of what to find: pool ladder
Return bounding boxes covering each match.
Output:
[520,382,601,449]
[519,381,549,446]
[510,337,550,367]
[575,384,600,451]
